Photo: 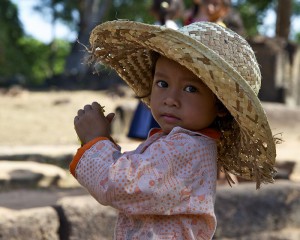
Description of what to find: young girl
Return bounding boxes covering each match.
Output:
[70,21,277,239]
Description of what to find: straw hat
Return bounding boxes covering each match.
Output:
[88,20,277,188]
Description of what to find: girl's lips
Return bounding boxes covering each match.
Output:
[161,114,180,123]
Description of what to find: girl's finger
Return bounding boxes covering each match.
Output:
[91,102,101,110]
[106,113,115,123]
[83,104,92,111]
[77,109,85,116]
[91,101,105,114]
[74,116,79,124]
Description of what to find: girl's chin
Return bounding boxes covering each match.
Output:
[161,125,181,134]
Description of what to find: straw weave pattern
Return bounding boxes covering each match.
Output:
[89,21,276,188]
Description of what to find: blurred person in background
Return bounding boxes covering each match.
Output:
[184,0,245,36]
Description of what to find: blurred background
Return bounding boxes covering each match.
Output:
[1,0,300,91]
[1,1,300,239]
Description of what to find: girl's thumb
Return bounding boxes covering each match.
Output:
[106,113,115,123]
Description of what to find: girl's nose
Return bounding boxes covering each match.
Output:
[163,91,180,107]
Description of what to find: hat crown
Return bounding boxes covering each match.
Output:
[178,22,261,95]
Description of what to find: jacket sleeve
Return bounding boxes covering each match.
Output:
[71,132,217,216]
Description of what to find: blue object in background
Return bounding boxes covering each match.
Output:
[127,101,160,139]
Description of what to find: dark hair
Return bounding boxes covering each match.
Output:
[211,98,233,131]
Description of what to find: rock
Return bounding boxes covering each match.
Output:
[0,161,67,189]
[0,180,299,240]
[214,180,300,239]
[0,207,59,240]
[275,160,296,179]
[223,228,300,240]
[111,101,138,142]
[0,188,87,210]
[56,195,117,240]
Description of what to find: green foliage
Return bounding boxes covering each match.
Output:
[232,0,274,37]
[293,0,300,15]
[18,38,71,86]
[0,0,70,87]
[105,0,154,23]
[233,0,300,38]
[33,0,78,26]
[296,32,300,44]
[0,0,25,81]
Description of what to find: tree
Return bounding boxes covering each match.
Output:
[0,0,71,87]
[19,37,70,86]
[33,0,79,78]
[33,0,157,78]
[233,0,300,40]
[64,0,112,78]
[64,0,154,78]
[0,0,26,84]
[276,0,292,39]
[232,0,274,37]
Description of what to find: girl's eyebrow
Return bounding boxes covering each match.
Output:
[154,71,167,78]
[182,76,205,86]
[154,71,204,85]
[184,77,201,83]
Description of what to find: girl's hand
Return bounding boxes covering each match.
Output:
[74,102,115,145]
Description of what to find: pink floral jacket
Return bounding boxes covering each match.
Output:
[70,127,220,240]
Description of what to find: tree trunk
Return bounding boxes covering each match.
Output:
[64,0,112,77]
[275,0,292,39]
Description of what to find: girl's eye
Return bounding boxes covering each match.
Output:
[185,86,198,93]
[157,80,168,88]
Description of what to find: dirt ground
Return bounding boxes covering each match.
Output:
[0,87,138,146]
[0,87,300,209]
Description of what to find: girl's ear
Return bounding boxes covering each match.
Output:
[217,109,228,118]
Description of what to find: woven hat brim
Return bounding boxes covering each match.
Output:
[89,21,276,185]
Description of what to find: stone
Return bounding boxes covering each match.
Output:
[0,161,67,189]
[0,207,59,240]
[214,180,300,239]
[56,195,118,240]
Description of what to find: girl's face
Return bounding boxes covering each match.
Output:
[150,56,219,134]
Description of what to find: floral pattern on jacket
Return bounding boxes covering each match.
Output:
[71,126,219,240]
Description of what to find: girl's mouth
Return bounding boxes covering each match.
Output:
[161,114,180,124]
